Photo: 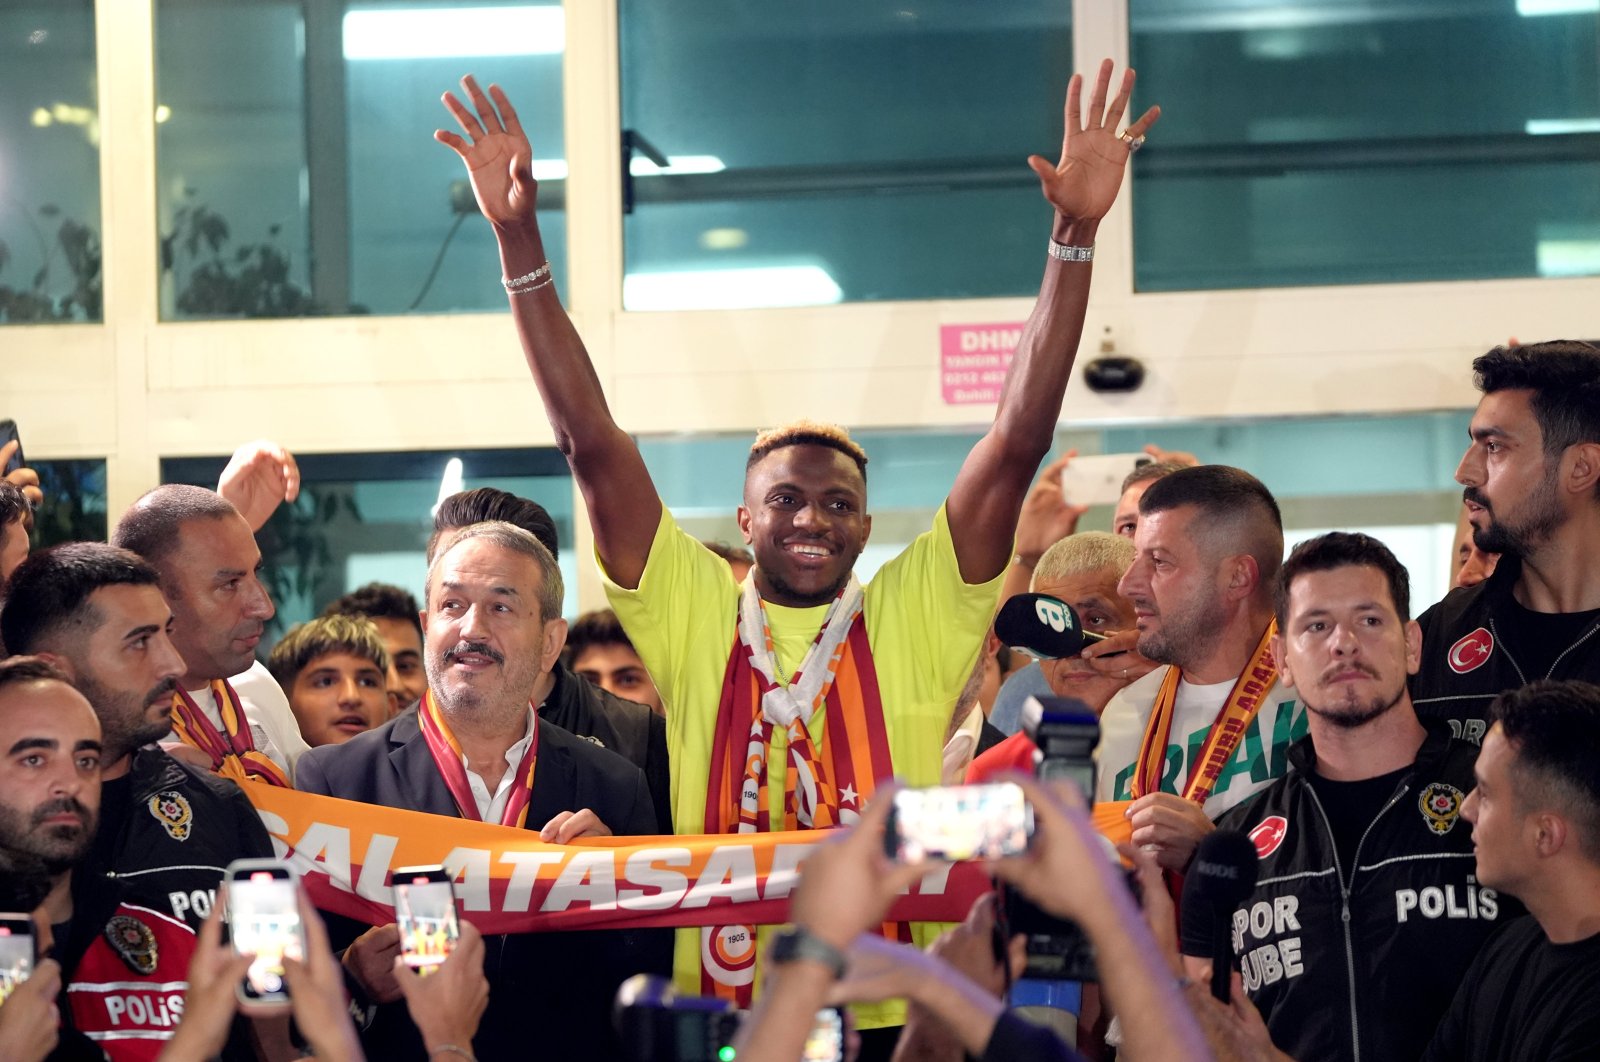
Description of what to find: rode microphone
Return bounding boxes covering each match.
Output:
[994,593,1105,660]
[1181,830,1260,1002]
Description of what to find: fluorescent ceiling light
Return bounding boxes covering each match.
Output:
[1526,118,1600,135]
[524,155,724,183]
[624,265,843,311]
[343,6,564,60]
[1517,0,1598,16]
[1537,239,1600,278]
[630,155,726,176]
[432,457,464,517]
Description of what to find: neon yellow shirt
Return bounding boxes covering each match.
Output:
[602,503,1003,1026]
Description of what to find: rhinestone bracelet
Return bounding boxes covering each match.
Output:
[1047,239,1094,263]
[502,262,552,291]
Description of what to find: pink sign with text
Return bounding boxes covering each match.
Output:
[940,322,1024,405]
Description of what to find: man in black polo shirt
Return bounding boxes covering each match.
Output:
[1184,533,1513,1062]
[1412,341,1600,744]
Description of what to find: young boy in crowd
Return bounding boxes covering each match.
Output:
[267,614,392,747]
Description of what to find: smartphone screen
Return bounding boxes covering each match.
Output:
[0,915,35,1006]
[392,865,460,974]
[886,783,1033,864]
[226,862,303,1004]
[802,1007,844,1062]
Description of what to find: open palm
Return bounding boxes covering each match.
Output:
[435,75,539,226]
[1029,60,1160,222]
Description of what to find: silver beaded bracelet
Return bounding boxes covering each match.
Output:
[502,262,552,291]
[1048,239,1094,262]
[507,273,555,296]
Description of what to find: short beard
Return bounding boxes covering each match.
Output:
[1306,686,1405,731]
[75,671,177,764]
[1138,595,1229,672]
[760,567,852,609]
[1467,470,1564,559]
[0,798,96,875]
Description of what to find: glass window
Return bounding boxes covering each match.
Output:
[0,1,101,324]
[154,0,565,320]
[618,2,1073,309]
[161,449,575,648]
[28,458,107,548]
[1129,0,1600,291]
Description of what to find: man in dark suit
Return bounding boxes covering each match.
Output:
[297,520,667,1060]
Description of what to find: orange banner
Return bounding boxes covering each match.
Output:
[244,787,1136,934]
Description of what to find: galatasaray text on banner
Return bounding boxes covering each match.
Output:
[244,786,1135,934]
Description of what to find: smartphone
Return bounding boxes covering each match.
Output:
[392,864,461,974]
[225,859,305,1007]
[0,420,22,476]
[0,914,35,1006]
[802,1007,844,1062]
[1059,452,1152,508]
[883,782,1034,864]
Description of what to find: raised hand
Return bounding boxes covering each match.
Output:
[435,75,538,228]
[1028,59,1160,223]
[217,439,300,532]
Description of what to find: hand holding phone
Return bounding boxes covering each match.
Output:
[0,914,35,1006]
[883,783,1034,864]
[1059,452,1152,508]
[224,859,306,1007]
[392,865,461,974]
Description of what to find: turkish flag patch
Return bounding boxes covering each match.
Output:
[1249,815,1288,860]
[1447,627,1494,675]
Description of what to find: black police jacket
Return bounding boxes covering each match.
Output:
[1194,725,1515,1062]
[1412,553,1600,745]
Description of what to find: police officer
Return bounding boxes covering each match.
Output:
[1182,533,1517,1062]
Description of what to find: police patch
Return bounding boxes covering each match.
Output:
[1250,815,1289,859]
[105,914,158,975]
[148,791,193,842]
[1419,782,1464,836]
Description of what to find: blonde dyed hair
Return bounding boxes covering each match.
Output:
[747,419,869,478]
[1031,531,1135,590]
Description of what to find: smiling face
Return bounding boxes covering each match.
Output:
[423,537,563,723]
[1276,564,1420,731]
[0,679,102,874]
[66,583,186,769]
[1118,505,1230,669]
[1032,569,1137,713]
[288,651,389,746]
[738,444,871,608]
[163,513,275,684]
[1456,389,1567,558]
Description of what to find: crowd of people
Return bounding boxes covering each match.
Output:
[1,57,1598,1062]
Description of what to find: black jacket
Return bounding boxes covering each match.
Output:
[1195,726,1515,1062]
[1412,554,1600,744]
[540,662,672,833]
[59,748,273,1061]
[296,709,671,1061]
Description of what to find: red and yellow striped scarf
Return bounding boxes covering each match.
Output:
[170,680,289,787]
[700,602,906,1005]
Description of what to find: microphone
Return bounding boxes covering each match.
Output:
[995,593,1106,660]
[1182,830,1260,1002]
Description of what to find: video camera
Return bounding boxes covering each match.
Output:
[613,975,843,1062]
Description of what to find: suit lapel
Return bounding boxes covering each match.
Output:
[387,711,460,818]
[524,720,575,830]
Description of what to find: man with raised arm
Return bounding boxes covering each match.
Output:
[437,61,1158,1037]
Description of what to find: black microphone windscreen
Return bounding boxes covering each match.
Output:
[994,593,1104,660]
[1189,830,1260,908]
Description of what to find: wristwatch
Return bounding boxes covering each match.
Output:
[768,926,848,980]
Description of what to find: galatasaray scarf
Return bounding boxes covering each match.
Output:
[700,577,904,1005]
[169,681,288,787]
[418,690,539,828]
[1132,621,1279,804]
